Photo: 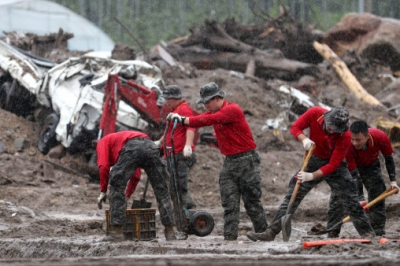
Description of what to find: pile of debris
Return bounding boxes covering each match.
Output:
[0,29,86,63]
[1,9,400,177]
[146,11,400,121]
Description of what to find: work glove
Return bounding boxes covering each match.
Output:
[166,113,173,121]
[183,145,192,157]
[301,138,315,151]
[169,113,183,123]
[166,113,180,121]
[390,181,400,193]
[154,140,161,147]
[97,192,107,209]
[360,201,370,211]
[295,171,314,183]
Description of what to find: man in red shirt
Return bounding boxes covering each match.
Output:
[155,85,197,209]
[246,106,375,241]
[167,82,267,241]
[327,120,399,237]
[96,131,178,241]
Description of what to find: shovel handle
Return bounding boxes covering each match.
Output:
[341,187,399,225]
[300,144,315,172]
[290,144,316,203]
[142,177,150,200]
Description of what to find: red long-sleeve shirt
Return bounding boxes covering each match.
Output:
[189,100,256,156]
[96,131,149,193]
[346,128,393,171]
[290,106,351,176]
[165,100,196,153]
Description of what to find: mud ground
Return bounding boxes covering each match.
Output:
[1,64,400,265]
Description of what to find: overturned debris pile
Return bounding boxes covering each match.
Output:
[0,29,87,63]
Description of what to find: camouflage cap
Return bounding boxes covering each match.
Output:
[162,85,183,99]
[196,82,226,104]
[324,106,349,133]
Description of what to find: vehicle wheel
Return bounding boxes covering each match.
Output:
[188,211,214,237]
[37,113,60,154]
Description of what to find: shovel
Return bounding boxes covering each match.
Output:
[308,187,399,235]
[131,177,152,209]
[281,144,315,242]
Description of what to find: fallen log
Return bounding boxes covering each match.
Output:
[313,41,383,106]
[167,45,318,81]
[164,18,319,81]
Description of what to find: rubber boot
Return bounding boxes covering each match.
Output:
[224,235,238,241]
[164,226,177,241]
[165,226,187,240]
[246,228,276,242]
[103,225,125,242]
[361,231,377,244]
[328,230,340,238]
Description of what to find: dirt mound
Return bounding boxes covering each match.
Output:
[1,30,400,265]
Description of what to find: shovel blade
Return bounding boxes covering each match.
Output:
[307,221,342,235]
[131,200,152,209]
[281,214,292,242]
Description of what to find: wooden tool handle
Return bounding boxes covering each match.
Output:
[300,144,315,172]
[342,187,398,224]
[364,187,398,208]
[291,144,316,201]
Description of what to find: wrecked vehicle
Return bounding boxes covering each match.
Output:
[0,40,166,176]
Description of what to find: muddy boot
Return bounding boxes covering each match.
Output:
[327,230,340,238]
[103,225,125,242]
[362,231,378,244]
[373,229,385,237]
[182,192,197,209]
[246,228,276,242]
[165,226,177,241]
[224,235,237,241]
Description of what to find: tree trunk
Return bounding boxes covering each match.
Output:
[313,41,382,106]
[167,45,318,81]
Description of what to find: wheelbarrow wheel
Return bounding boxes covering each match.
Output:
[188,211,214,237]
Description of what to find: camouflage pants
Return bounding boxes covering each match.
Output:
[328,160,387,235]
[268,154,374,237]
[219,150,267,238]
[109,138,175,227]
[175,152,197,209]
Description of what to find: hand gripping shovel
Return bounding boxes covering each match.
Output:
[308,187,399,235]
[281,144,315,242]
[131,177,152,209]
